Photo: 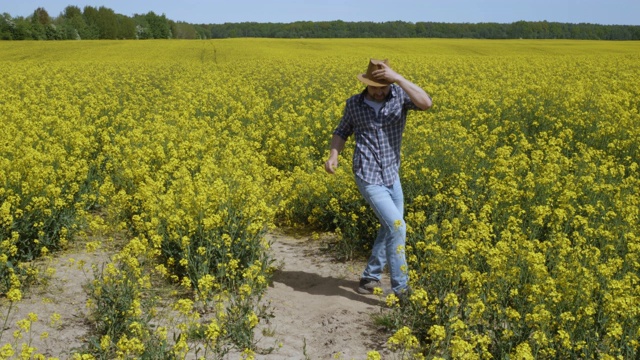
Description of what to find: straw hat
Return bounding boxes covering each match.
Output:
[357,58,391,87]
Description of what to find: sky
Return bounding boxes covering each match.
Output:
[2,0,639,26]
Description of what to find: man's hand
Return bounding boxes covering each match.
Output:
[372,62,403,84]
[325,155,338,174]
[325,135,346,174]
[375,62,432,110]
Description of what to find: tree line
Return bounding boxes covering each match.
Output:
[2,6,639,40]
[0,6,206,40]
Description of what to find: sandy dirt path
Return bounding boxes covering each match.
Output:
[254,231,393,359]
[1,231,394,359]
[0,245,111,358]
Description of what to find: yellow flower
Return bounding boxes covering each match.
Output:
[116,334,145,357]
[386,293,400,308]
[241,348,255,360]
[387,326,420,351]
[205,320,221,343]
[100,335,112,351]
[450,337,474,359]
[0,343,15,358]
[2,38,639,360]
[428,325,446,343]
[444,292,459,308]
[27,312,38,322]
[409,288,429,307]
[246,311,259,329]
[173,298,195,316]
[7,288,22,302]
[366,351,381,360]
[510,342,534,360]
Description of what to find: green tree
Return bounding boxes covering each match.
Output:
[10,17,32,40]
[2,12,639,41]
[29,7,50,39]
[508,20,529,38]
[96,6,118,39]
[32,7,51,26]
[0,13,14,39]
[30,6,62,40]
[116,14,136,39]
[194,24,210,39]
[172,21,198,39]
[145,11,171,39]
[81,6,100,39]
[60,5,86,39]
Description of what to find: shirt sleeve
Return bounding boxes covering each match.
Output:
[399,85,422,111]
[333,100,354,140]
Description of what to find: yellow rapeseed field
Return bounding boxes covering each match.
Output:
[0,39,638,359]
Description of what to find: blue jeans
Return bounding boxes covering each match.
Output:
[355,176,409,295]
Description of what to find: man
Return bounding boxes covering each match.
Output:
[324,58,432,299]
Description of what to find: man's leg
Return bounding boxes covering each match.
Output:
[386,177,408,295]
[356,176,408,295]
[362,226,388,282]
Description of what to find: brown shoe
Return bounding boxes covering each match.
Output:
[357,278,382,294]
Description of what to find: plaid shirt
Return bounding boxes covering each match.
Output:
[333,84,422,186]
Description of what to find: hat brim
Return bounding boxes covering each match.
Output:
[357,74,391,87]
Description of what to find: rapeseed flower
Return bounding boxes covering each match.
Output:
[1,39,638,359]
